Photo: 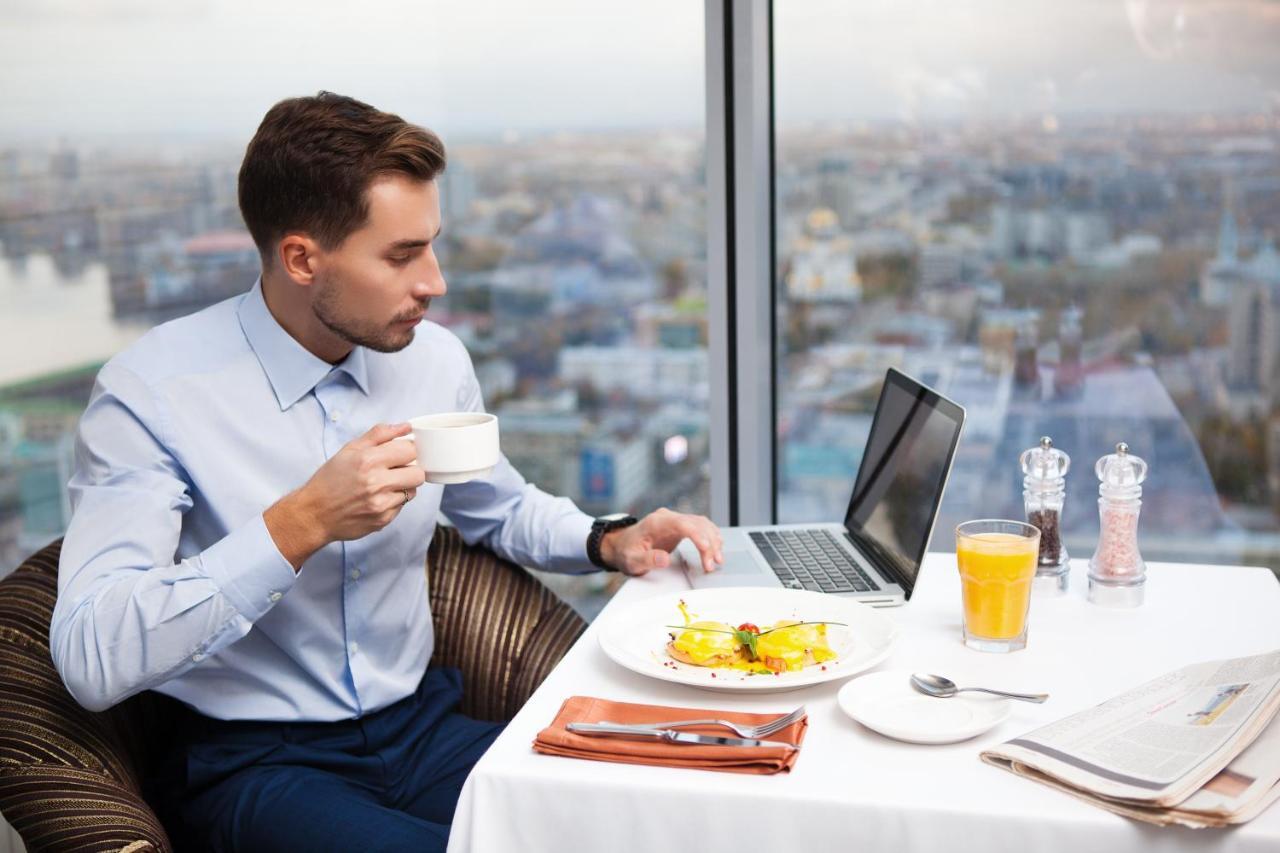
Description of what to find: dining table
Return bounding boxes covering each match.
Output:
[447,554,1280,853]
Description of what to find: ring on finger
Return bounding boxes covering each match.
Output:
[402,489,412,505]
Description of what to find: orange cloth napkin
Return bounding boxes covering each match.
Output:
[533,695,807,775]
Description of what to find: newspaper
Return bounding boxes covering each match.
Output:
[981,649,1280,828]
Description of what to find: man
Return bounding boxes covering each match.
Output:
[50,91,723,852]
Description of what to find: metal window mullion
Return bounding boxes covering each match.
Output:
[706,0,774,527]
[705,0,733,526]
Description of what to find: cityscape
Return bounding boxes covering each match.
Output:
[2,109,1279,617]
[775,113,1280,574]
[0,129,711,614]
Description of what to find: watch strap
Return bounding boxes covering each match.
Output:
[587,514,639,570]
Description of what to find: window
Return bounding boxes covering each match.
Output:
[0,0,707,618]
[774,0,1280,567]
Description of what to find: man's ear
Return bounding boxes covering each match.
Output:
[278,234,320,286]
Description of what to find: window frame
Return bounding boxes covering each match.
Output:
[704,0,777,526]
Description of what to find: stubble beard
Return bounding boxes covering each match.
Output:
[311,271,424,354]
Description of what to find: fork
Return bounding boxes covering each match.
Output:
[599,705,806,739]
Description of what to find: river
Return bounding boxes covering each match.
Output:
[0,254,150,387]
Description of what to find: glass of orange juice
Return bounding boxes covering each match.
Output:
[956,520,1040,653]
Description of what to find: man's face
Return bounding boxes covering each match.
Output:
[310,175,446,353]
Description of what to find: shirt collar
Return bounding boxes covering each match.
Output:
[238,279,371,411]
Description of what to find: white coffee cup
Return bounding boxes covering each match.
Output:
[406,412,500,484]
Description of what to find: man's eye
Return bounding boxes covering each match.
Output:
[389,255,411,266]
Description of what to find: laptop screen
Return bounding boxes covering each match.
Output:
[843,368,965,598]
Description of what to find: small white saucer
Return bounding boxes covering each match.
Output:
[837,670,1011,744]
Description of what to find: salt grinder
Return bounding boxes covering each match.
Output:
[1088,442,1147,607]
[1021,436,1070,594]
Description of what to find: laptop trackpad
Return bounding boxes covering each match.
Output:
[717,549,765,575]
[678,541,767,579]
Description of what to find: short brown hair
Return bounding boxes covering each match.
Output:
[238,92,446,266]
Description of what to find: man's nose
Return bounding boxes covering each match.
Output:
[415,270,447,299]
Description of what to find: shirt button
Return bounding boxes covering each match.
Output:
[192,652,206,663]
[329,411,341,422]
[348,642,359,655]
[349,569,361,581]
[269,591,283,602]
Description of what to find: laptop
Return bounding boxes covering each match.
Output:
[677,368,965,607]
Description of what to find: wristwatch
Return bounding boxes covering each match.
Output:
[587,512,639,571]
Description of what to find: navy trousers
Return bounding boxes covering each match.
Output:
[152,667,504,853]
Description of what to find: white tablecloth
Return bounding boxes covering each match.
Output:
[448,556,1280,853]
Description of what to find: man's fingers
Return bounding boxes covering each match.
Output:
[635,510,723,573]
[698,541,719,573]
[672,515,719,572]
[353,422,412,450]
[368,434,422,470]
[383,466,427,492]
[696,515,725,566]
[667,515,706,550]
[624,547,670,577]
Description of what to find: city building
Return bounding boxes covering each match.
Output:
[785,208,862,303]
[1088,233,1163,269]
[144,230,259,310]
[1226,240,1280,396]
[474,357,519,402]
[1201,207,1244,307]
[439,159,476,224]
[495,391,588,502]
[1065,212,1110,262]
[492,193,657,310]
[634,301,708,349]
[918,242,963,291]
[578,435,654,515]
[558,346,708,401]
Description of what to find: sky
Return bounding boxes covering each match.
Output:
[776,0,1280,125]
[0,0,705,142]
[1,0,1278,144]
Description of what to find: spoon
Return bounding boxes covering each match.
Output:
[910,673,1048,703]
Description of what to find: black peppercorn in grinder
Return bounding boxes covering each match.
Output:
[1020,435,1071,595]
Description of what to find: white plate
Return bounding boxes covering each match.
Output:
[597,587,897,693]
[837,670,1012,743]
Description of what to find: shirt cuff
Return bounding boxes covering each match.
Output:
[550,512,597,574]
[198,513,299,622]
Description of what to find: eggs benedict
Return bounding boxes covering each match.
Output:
[666,607,842,675]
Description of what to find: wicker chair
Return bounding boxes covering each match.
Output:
[0,527,587,853]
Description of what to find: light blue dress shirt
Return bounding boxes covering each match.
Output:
[51,281,596,721]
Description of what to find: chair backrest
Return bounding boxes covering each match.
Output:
[0,530,588,850]
[0,540,172,852]
[425,524,588,721]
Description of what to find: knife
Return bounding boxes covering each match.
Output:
[566,721,796,750]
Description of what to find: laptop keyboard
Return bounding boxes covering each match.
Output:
[748,529,882,594]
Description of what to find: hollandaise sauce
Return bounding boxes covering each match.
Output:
[667,615,840,675]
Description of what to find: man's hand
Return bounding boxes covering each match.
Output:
[265,422,427,570]
[599,507,724,577]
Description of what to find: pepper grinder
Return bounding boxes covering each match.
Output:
[1021,436,1070,595]
[1088,442,1147,607]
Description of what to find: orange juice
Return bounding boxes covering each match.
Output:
[957,531,1038,640]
